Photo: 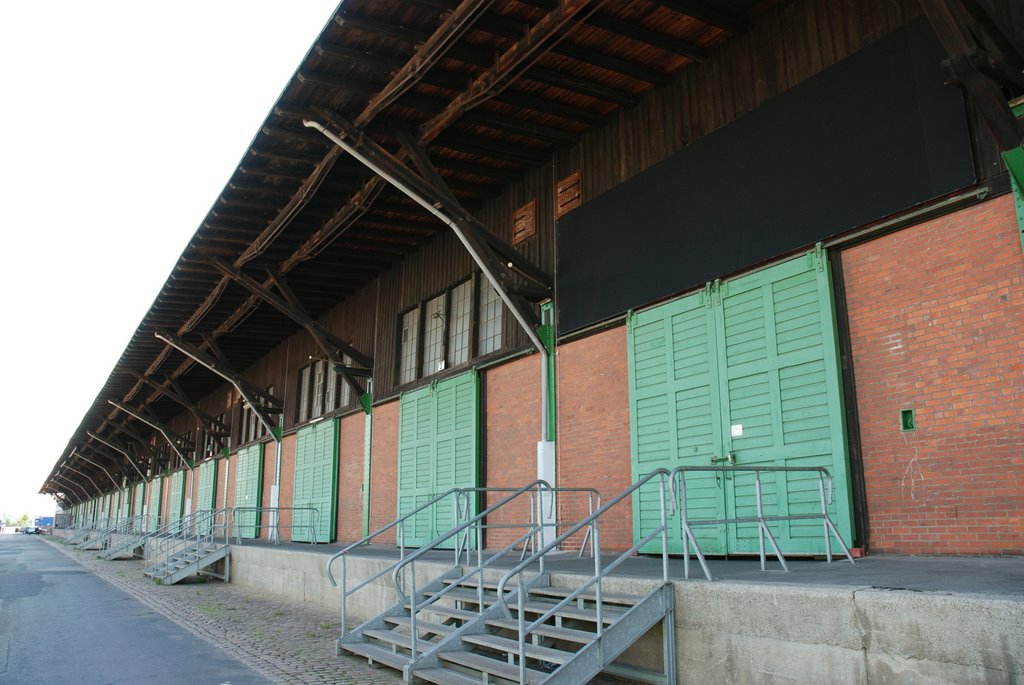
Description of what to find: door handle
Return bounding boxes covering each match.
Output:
[710,452,735,465]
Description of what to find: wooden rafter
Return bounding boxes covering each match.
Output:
[920,0,1024,150]
[355,0,497,127]
[127,371,231,440]
[419,0,613,145]
[108,399,194,469]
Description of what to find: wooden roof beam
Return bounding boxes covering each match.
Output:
[419,0,614,145]
[85,431,148,482]
[584,12,708,61]
[651,0,749,35]
[209,258,372,371]
[108,399,194,471]
[354,0,498,128]
[125,372,231,438]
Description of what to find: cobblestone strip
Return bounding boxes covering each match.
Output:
[46,539,402,685]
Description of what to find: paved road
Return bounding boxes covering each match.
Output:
[0,533,274,685]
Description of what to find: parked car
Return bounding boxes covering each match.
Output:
[20,526,39,535]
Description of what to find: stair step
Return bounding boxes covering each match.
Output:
[439,650,549,685]
[363,628,444,651]
[425,588,497,605]
[516,600,624,625]
[530,586,643,605]
[485,618,595,644]
[463,632,575,664]
[413,666,490,685]
[339,640,409,671]
[383,616,456,636]
[405,603,479,622]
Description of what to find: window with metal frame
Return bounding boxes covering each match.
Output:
[398,276,502,386]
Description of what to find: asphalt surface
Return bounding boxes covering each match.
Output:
[0,533,400,685]
[0,532,274,685]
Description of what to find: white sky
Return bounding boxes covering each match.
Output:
[0,1,341,519]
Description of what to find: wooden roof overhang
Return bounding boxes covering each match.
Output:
[41,0,830,501]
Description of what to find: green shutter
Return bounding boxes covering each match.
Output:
[133,482,145,518]
[195,460,218,535]
[233,443,264,539]
[166,471,185,526]
[197,460,217,510]
[292,419,338,543]
[397,371,479,548]
[146,477,163,532]
[628,251,853,555]
[716,252,852,553]
[628,287,726,553]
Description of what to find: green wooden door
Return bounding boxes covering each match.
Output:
[166,470,185,526]
[398,371,479,548]
[146,477,163,532]
[629,251,853,555]
[233,443,264,539]
[715,253,852,553]
[132,481,145,518]
[196,459,218,534]
[292,420,338,543]
[197,459,217,510]
[629,286,726,553]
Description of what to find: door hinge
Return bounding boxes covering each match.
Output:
[703,282,714,308]
[814,242,825,272]
[713,278,722,306]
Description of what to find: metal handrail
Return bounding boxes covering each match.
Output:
[671,465,856,580]
[146,508,232,569]
[229,506,320,545]
[327,487,470,638]
[494,469,675,685]
[67,513,143,546]
[391,479,555,661]
[452,486,601,561]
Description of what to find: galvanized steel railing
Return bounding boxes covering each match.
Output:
[326,486,468,636]
[326,482,600,646]
[389,480,558,662]
[230,506,320,545]
[494,469,675,685]
[671,465,856,580]
[144,509,231,568]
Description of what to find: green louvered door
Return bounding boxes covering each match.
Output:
[398,371,479,548]
[292,420,338,543]
[629,286,726,553]
[716,253,852,554]
[146,477,163,532]
[132,482,145,518]
[233,444,264,539]
[629,251,853,555]
[196,460,218,534]
[166,471,185,527]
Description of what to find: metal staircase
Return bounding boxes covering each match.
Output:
[99,514,156,560]
[142,509,231,585]
[330,473,677,684]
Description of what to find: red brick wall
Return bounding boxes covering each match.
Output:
[260,439,279,541]
[368,401,399,544]
[483,355,543,550]
[556,326,634,552]
[277,435,296,541]
[225,454,236,511]
[215,458,227,509]
[843,195,1024,555]
[338,412,366,543]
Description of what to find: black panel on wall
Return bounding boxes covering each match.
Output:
[557,19,976,334]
